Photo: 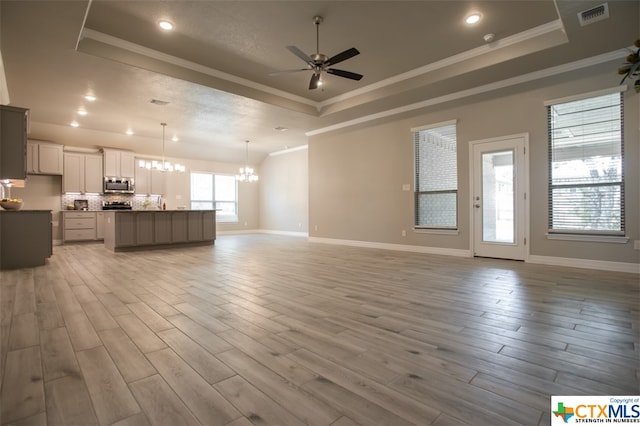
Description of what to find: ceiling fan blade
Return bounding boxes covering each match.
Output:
[326,47,360,66]
[309,73,320,90]
[286,46,314,65]
[327,68,363,81]
[268,68,310,76]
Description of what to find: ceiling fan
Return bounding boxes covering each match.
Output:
[270,16,363,90]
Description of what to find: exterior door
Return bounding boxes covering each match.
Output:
[471,135,528,260]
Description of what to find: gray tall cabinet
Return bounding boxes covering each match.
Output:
[0,105,29,180]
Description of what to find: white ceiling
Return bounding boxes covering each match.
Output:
[1,1,637,164]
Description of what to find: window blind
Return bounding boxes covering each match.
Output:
[547,92,624,234]
[414,123,458,228]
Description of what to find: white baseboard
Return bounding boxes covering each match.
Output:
[308,237,472,258]
[259,229,308,237]
[216,230,257,235]
[217,229,309,237]
[214,233,639,273]
[528,255,640,274]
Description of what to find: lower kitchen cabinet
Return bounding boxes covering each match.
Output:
[63,211,106,242]
[103,210,216,251]
[136,212,154,246]
[96,212,104,239]
[63,211,96,242]
[1,210,52,269]
[187,212,203,241]
[172,212,187,242]
[154,213,172,244]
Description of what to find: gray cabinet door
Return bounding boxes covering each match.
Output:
[1,211,51,269]
[0,106,28,180]
[136,212,154,246]
[203,211,216,240]
[117,214,136,247]
[154,212,172,244]
[187,212,203,241]
[172,212,187,242]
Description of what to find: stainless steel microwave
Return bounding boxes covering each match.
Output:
[104,178,134,193]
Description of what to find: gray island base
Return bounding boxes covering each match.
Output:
[0,210,53,269]
[103,210,216,252]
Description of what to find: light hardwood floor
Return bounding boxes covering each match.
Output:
[1,234,638,426]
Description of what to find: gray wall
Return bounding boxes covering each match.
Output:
[259,147,308,233]
[308,65,639,264]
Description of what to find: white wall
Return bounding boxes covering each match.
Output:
[259,146,308,234]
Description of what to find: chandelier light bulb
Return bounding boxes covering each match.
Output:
[236,140,259,182]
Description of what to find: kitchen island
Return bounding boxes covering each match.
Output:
[0,210,52,269]
[103,210,216,252]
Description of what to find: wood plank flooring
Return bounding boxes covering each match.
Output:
[1,234,638,425]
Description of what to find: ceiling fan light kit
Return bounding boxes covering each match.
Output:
[270,15,363,90]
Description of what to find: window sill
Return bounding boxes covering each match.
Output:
[546,233,629,244]
[414,228,459,236]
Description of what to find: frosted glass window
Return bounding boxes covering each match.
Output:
[414,123,458,228]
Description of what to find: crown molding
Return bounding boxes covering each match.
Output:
[306,49,626,137]
[317,20,566,109]
[79,28,317,109]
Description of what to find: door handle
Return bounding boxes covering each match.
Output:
[474,204,481,208]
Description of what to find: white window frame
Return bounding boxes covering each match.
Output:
[412,120,458,231]
[545,87,626,238]
[190,172,238,223]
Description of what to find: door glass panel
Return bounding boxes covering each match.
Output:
[482,150,514,243]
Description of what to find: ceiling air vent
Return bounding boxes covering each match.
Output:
[577,3,609,26]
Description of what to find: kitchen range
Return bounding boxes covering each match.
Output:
[102,201,132,210]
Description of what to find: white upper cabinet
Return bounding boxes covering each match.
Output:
[63,152,103,193]
[103,149,135,178]
[27,141,63,175]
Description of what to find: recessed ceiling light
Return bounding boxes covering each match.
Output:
[172,136,179,142]
[84,95,96,102]
[77,109,88,116]
[70,121,79,128]
[158,20,174,31]
[465,13,482,25]
[126,129,134,135]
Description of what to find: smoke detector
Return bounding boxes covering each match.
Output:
[577,3,609,26]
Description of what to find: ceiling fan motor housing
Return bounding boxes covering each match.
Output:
[311,53,328,64]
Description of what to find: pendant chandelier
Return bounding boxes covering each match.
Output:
[138,123,185,173]
[236,140,259,182]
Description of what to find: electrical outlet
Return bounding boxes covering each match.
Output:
[634,240,640,250]
[314,225,318,231]
[402,230,406,237]
[402,184,411,191]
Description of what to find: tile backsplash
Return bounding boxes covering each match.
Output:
[60,194,163,211]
